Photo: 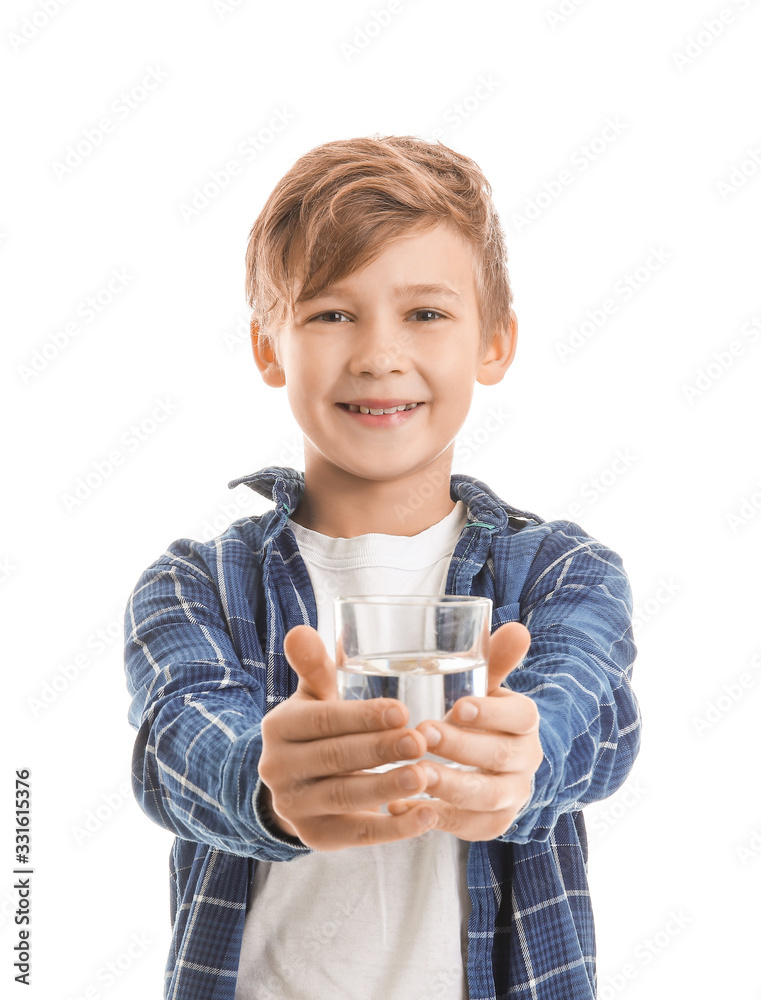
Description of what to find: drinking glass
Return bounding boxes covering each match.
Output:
[334,595,492,771]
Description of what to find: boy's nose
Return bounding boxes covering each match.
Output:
[348,319,410,377]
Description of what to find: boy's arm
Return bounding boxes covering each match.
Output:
[124,541,311,862]
[498,521,641,844]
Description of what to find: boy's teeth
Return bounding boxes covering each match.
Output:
[348,403,419,415]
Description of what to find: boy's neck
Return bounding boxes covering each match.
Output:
[289,455,457,538]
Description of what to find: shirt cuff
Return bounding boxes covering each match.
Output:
[252,777,311,854]
[502,773,536,839]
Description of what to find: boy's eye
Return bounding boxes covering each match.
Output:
[312,310,351,323]
[308,308,444,323]
[409,309,444,322]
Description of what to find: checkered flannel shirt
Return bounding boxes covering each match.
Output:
[124,467,641,999]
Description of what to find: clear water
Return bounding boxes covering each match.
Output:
[337,653,487,771]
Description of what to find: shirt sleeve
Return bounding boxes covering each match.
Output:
[498,521,641,844]
[123,539,311,862]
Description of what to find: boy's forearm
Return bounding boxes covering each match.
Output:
[124,552,312,862]
[130,689,311,860]
[501,637,640,843]
[493,524,641,844]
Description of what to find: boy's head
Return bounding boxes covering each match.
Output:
[245,135,514,354]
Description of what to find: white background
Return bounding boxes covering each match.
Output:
[2,1,760,997]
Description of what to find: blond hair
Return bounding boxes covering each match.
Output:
[245,135,513,348]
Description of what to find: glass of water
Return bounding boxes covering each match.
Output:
[334,595,492,771]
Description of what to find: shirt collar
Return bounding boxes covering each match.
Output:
[228,466,541,538]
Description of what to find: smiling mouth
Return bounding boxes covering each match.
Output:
[338,402,423,415]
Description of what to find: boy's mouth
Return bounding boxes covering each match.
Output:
[338,401,422,415]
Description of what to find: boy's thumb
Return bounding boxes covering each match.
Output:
[283,625,337,701]
[487,622,532,694]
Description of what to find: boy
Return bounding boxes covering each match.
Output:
[124,135,640,1000]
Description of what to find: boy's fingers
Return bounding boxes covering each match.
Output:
[389,797,516,843]
[400,763,531,816]
[273,722,427,779]
[283,624,337,701]
[280,763,430,819]
[446,689,540,736]
[272,696,411,743]
[298,802,437,851]
[486,622,531,694]
[417,723,525,772]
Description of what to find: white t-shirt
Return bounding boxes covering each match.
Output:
[235,501,471,1000]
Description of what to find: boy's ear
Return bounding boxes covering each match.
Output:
[476,308,518,386]
[251,319,286,387]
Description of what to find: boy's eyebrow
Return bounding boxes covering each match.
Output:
[304,281,463,303]
[393,282,463,302]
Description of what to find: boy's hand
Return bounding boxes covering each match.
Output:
[257,625,438,851]
[387,622,542,842]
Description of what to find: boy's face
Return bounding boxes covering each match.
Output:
[253,222,516,488]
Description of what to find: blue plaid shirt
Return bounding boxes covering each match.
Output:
[124,467,640,1000]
